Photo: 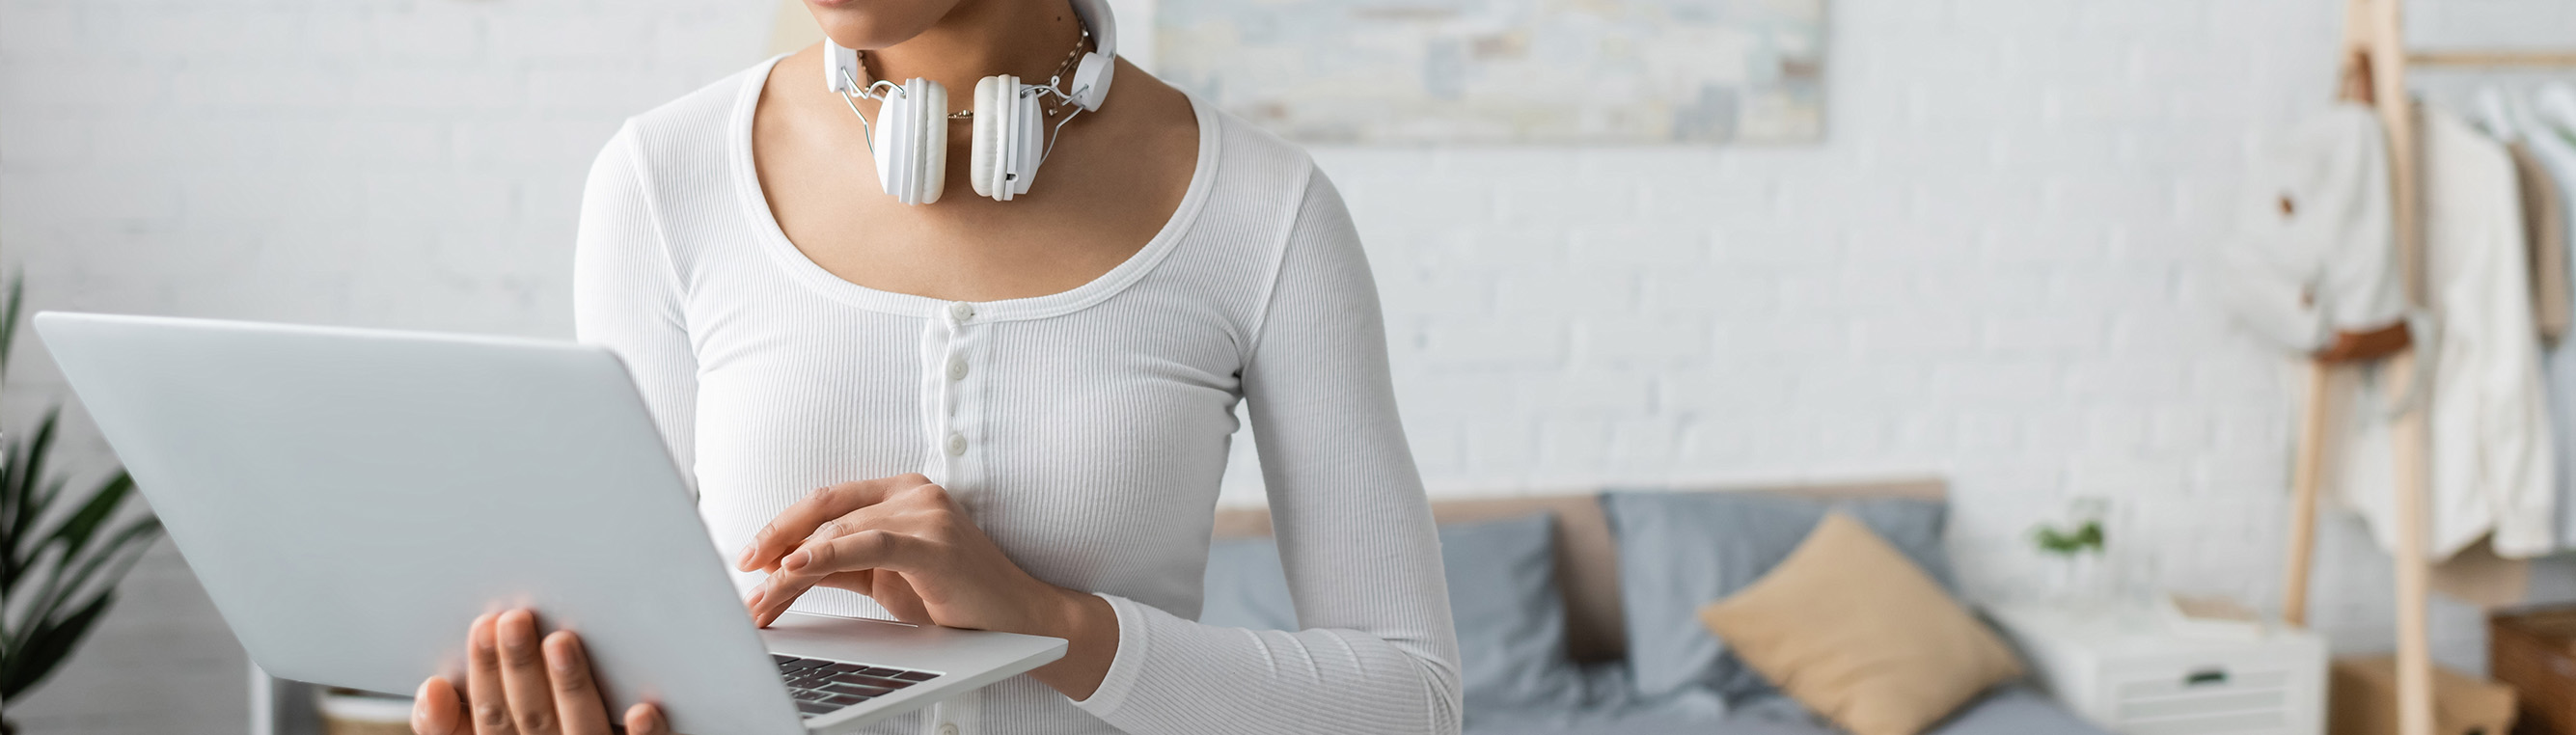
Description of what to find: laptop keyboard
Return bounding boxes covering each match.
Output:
[774,654,942,718]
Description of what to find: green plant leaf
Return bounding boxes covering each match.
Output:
[47,471,135,563]
[6,410,61,555]
[5,475,70,585]
[1,433,18,561]
[1,465,21,593]
[0,270,163,705]
[49,518,159,611]
[16,531,153,674]
[8,478,155,661]
[0,410,65,597]
[2030,519,2106,556]
[0,592,113,701]
[0,271,21,381]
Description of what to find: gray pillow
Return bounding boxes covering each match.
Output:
[1199,513,1586,712]
[1600,490,1953,701]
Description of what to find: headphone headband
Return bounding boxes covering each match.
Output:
[1065,0,1116,110]
[827,41,860,94]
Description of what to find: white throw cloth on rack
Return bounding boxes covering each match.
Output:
[2221,104,2406,353]
[2329,104,2557,560]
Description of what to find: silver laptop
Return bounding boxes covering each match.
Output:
[34,312,1064,735]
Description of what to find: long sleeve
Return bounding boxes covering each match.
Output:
[571,121,701,490]
[1070,167,1465,734]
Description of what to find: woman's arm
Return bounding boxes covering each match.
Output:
[572,122,699,483]
[1069,166,1464,734]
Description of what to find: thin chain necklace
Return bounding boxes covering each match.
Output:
[852,26,1092,121]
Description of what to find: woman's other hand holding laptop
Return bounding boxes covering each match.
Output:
[410,610,668,735]
[735,474,1120,699]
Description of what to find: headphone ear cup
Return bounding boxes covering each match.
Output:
[1010,86,1043,196]
[911,78,947,204]
[872,80,949,205]
[971,76,1008,200]
[872,89,909,202]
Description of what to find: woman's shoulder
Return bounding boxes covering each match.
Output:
[1193,105,1357,261]
[1134,94,1341,264]
[1153,92,1375,307]
[580,56,780,220]
[597,57,778,170]
[641,57,775,129]
[1195,99,1325,195]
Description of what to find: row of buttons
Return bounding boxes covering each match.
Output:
[934,303,973,735]
[945,301,973,459]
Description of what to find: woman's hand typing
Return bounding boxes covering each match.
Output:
[735,474,1119,699]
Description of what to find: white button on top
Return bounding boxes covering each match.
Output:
[946,356,969,381]
[945,432,968,456]
[937,724,960,735]
[947,302,975,323]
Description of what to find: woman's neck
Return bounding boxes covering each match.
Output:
[863,0,1087,96]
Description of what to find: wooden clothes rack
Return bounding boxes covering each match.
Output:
[2278,3,2576,735]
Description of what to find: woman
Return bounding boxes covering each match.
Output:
[408,0,1459,732]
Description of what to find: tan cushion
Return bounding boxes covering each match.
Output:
[1698,512,2022,735]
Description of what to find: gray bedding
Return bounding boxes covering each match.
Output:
[1463,687,2109,735]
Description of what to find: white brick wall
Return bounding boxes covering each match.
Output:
[3,0,2569,731]
[2,1,769,731]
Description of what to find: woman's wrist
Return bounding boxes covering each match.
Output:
[1026,584,1119,701]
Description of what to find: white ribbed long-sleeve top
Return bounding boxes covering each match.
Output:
[570,57,1461,735]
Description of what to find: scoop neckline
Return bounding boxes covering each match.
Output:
[728,54,1221,321]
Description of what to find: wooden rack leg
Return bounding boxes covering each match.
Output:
[2387,352,2435,735]
[2354,0,2434,726]
[2284,360,2332,626]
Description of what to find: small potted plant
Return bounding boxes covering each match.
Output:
[0,272,167,735]
[2029,496,2109,610]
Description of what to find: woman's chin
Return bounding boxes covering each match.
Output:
[808,0,958,49]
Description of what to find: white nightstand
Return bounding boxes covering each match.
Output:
[1986,601,2328,735]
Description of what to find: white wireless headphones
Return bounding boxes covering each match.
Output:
[825,0,1118,205]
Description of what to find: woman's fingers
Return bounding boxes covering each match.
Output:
[452,611,617,735]
[792,529,932,578]
[737,485,850,572]
[738,476,963,627]
[749,568,827,627]
[737,476,918,572]
[623,702,671,735]
[465,613,520,735]
[869,571,934,625]
[494,610,564,735]
[749,530,932,626]
[796,499,910,554]
[412,676,466,735]
[540,631,615,735]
